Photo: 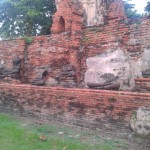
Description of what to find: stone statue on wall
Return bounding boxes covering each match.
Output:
[78,0,110,26]
[84,48,142,91]
[0,57,21,83]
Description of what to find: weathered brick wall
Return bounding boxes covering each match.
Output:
[0,39,25,83]
[134,78,150,92]
[0,0,83,87]
[0,83,150,129]
[0,0,150,130]
[25,35,71,82]
[51,0,83,34]
[0,34,81,87]
[0,39,25,68]
[128,17,150,59]
[1,17,150,89]
[80,16,150,86]
[0,0,150,91]
[81,21,129,77]
[24,34,81,87]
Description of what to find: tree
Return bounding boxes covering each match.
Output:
[0,0,56,39]
[145,1,150,13]
[123,0,141,19]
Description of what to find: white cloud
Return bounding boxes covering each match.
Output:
[128,0,148,13]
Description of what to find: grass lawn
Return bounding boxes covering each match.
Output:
[0,114,128,150]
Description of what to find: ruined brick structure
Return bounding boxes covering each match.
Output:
[0,0,150,129]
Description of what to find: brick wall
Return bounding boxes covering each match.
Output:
[0,39,25,83]
[134,78,150,92]
[0,83,150,129]
[1,17,150,89]
[80,21,129,78]
[24,34,82,87]
[0,34,81,86]
[0,0,150,130]
[0,0,150,91]
[25,35,71,82]
[0,39,25,69]
[51,0,83,33]
[80,16,150,84]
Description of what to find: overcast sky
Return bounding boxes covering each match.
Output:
[129,0,148,13]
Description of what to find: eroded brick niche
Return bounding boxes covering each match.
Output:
[57,16,65,32]
[51,0,83,34]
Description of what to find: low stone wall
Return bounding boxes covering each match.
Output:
[0,83,150,129]
[134,78,150,92]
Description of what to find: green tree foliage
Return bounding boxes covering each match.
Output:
[123,0,141,19]
[145,1,150,13]
[0,0,56,39]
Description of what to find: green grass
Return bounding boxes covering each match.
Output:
[0,114,128,150]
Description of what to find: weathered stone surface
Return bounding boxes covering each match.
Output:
[0,60,5,66]
[31,67,53,86]
[85,48,141,90]
[45,77,58,86]
[0,58,21,80]
[31,78,45,86]
[59,64,77,87]
[138,48,150,78]
[87,82,120,90]
[61,64,75,72]
[130,107,150,135]
[11,58,21,77]
[37,69,48,79]
[78,0,109,26]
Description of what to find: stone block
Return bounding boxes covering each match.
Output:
[84,48,141,90]
[130,107,150,135]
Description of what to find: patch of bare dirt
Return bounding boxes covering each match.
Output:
[7,113,150,150]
